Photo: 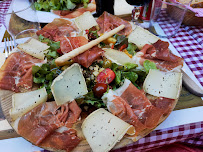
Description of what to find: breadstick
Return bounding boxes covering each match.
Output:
[55,24,125,66]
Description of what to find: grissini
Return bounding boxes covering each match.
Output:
[55,24,125,66]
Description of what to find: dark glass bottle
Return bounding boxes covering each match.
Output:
[94,0,115,17]
[125,0,151,6]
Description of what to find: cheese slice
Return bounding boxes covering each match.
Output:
[104,48,134,65]
[128,26,159,50]
[82,108,135,152]
[143,69,182,99]
[17,38,49,60]
[74,11,98,31]
[0,53,5,68]
[51,63,88,105]
[10,87,47,120]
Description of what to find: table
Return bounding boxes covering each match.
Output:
[0,1,203,152]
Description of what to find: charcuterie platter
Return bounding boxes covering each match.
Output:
[0,11,183,152]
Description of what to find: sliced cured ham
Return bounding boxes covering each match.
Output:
[40,128,81,152]
[53,3,96,19]
[18,101,81,146]
[56,36,103,68]
[36,18,78,41]
[0,52,44,92]
[96,11,132,36]
[135,40,184,71]
[103,79,176,134]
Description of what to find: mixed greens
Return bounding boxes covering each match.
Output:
[34,0,90,12]
[32,32,157,109]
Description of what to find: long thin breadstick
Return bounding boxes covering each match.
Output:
[55,24,125,66]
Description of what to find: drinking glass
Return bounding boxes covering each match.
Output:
[125,0,151,25]
[0,0,40,44]
[149,0,192,38]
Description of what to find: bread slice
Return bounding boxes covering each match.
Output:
[177,0,203,8]
[191,0,203,8]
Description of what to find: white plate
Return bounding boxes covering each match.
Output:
[12,0,133,23]
[12,0,60,23]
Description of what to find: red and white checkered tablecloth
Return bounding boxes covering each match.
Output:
[0,1,203,152]
[158,11,203,87]
[0,0,11,26]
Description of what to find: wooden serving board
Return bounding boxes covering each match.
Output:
[0,89,134,151]
[0,87,179,152]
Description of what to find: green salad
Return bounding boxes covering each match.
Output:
[32,31,157,109]
[34,0,90,12]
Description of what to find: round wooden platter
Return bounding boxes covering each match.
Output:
[0,87,180,152]
[0,89,133,151]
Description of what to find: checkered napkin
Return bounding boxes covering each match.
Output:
[158,11,203,87]
[0,0,11,26]
[39,121,203,152]
[111,121,203,152]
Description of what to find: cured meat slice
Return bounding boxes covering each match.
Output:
[96,11,132,36]
[73,46,103,68]
[56,36,103,68]
[135,40,184,71]
[104,79,168,131]
[116,80,163,128]
[108,95,146,135]
[36,18,78,41]
[150,97,175,116]
[18,101,81,145]
[0,52,43,92]
[40,128,81,152]
[53,3,96,19]
[55,36,88,54]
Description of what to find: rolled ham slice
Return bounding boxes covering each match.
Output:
[55,36,103,68]
[102,79,175,138]
[96,11,132,36]
[0,52,44,92]
[17,101,81,146]
[134,40,184,72]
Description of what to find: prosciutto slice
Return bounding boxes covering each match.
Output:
[18,101,81,146]
[36,18,78,41]
[52,2,96,19]
[96,11,132,36]
[56,36,103,68]
[103,79,175,135]
[0,52,44,92]
[40,128,80,152]
[135,40,184,71]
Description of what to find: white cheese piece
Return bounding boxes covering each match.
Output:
[82,108,135,152]
[51,63,88,105]
[128,26,159,50]
[10,87,47,120]
[104,49,134,65]
[17,38,49,60]
[0,53,5,68]
[143,69,182,99]
[114,0,134,15]
[74,11,98,31]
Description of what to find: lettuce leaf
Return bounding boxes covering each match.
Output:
[143,60,158,73]
[35,0,89,11]
[126,43,137,56]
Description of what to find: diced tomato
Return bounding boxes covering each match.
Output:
[119,44,127,51]
[111,44,114,49]
[97,68,116,84]
[57,48,63,55]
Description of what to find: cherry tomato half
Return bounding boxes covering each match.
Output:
[96,68,116,84]
[93,83,108,98]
